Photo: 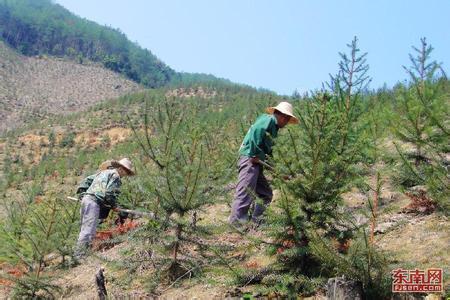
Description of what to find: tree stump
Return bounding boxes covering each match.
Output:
[95,267,107,300]
[326,276,363,300]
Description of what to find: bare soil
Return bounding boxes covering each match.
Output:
[0,41,142,133]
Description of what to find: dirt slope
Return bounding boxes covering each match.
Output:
[44,193,450,299]
[0,41,142,133]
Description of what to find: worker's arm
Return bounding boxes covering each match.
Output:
[104,173,122,208]
[247,125,267,161]
[106,175,129,224]
[261,121,278,158]
[251,117,277,161]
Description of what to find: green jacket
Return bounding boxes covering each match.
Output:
[239,114,279,161]
[76,169,122,208]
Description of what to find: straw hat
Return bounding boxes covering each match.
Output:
[101,158,135,175]
[266,101,299,124]
[116,158,135,175]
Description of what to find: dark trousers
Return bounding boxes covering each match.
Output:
[229,156,273,223]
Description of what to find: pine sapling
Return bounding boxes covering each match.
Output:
[392,38,449,212]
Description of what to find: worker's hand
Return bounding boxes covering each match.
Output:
[250,156,260,165]
[114,211,129,226]
[112,207,120,212]
[281,175,295,181]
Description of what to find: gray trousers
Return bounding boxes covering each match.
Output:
[229,156,273,223]
[76,194,100,248]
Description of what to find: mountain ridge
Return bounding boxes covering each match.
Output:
[0,0,241,89]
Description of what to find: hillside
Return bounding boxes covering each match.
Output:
[0,86,448,299]
[0,29,448,299]
[0,41,142,133]
[0,29,249,134]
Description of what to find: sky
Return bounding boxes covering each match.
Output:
[54,0,450,95]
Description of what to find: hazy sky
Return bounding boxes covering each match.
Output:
[54,0,450,95]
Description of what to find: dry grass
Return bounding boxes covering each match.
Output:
[0,41,142,133]
[376,213,450,287]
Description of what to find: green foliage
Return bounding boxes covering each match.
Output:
[391,38,449,212]
[0,36,447,297]
[0,0,174,87]
[125,96,229,287]
[261,273,326,298]
[0,0,235,88]
[0,195,79,298]
[309,229,392,300]
[48,130,56,148]
[263,37,390,297]
[100,133,111,148]
[24,179,44,204]
[58,131,75,148]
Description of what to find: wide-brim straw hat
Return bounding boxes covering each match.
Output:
[116,158,135,175]
[266,101,299,124]
[102,158,135,175]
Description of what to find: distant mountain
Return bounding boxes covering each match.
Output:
[0,0,235,88]
[0,0,176,87]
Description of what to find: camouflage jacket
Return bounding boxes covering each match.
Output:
[76,169,122,208]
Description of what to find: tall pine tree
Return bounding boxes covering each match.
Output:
[262,37,389,297]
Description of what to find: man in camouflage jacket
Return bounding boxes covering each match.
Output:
[75,158,135,257]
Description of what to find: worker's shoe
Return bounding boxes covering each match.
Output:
[229,219,250,233]
[73,242,92,261]
[250,216,266,228]
[69,256,82,267]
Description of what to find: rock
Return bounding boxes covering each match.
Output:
[325,276,363,300]
[374,213,408,234]
[409,185,428,193]
[354,214,369,227]
[381,190,401,202]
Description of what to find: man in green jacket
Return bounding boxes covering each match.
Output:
[229,102,298,225]
[75,158,135,257]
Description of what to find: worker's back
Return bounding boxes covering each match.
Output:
[85,169,121,207]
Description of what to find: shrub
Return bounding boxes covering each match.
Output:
[59,131,75,148]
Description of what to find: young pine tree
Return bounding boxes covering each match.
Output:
[263,37,388,296]
[392,38,449,212]
[127,97,223,286]
[0,194,79,298]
